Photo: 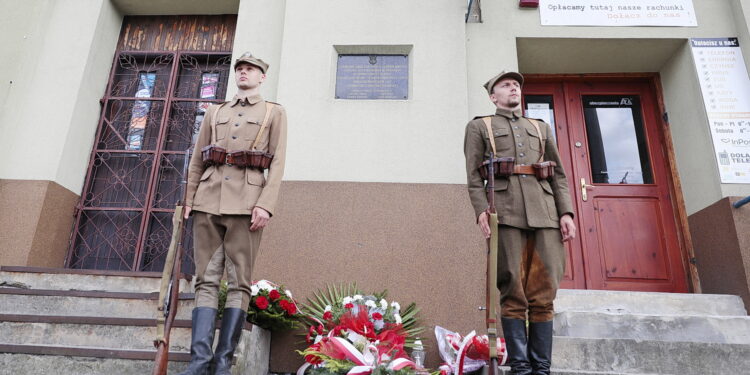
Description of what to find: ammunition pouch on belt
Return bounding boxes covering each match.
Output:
[201,145,274,171]
[479,157,516,180]
[201,145,227,166]
[532,161,557,180]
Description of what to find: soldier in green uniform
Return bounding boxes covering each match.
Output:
[464,71,576,375]
[179,52,287,375]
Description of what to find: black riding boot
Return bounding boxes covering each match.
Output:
[212,307,247,375]
[501,318,532,375]
[528,321,554,375]
[178,307,217,375]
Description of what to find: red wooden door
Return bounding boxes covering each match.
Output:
[524,79,689,292]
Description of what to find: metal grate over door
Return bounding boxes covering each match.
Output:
[67,52,232,273]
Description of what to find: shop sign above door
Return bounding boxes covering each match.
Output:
[539,0,697,27]
[691,38,750,184]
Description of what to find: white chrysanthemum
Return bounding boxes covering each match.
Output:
[394,313,402,324]
[342,296,353,305]
[391,301,401,312]
[353,294,363,301]
[379,299,388,310]
[284,289,293,298]
[250,285,260,296]
[314,335,323,344]
[324,305,332,312]
[256,280,273,291]
[365,300,376,308]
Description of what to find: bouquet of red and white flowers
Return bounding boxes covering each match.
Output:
[297,284,425,375]
[219,279,301,331]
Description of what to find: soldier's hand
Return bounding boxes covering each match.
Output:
[560,214,576,242]
[183,206,192,219]
[249,206,270,232]
[478,211,491,239]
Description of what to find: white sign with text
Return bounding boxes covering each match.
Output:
[691,38,750,184]
[539,0,697,27]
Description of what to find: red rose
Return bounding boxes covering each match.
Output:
[372,312,383,320]
[345,303,354,309]
[323,311,333,320]
[316,324,324,334]
[286,302,298,315]
[279,299,289,309]
[269,289,281,301]
[254,296,269,310]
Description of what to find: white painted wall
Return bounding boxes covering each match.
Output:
[275,0,470,184]
[0,0,122,194]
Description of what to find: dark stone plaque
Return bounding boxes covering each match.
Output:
[335,55,408,100]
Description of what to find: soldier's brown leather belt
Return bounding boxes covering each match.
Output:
[201,145,273,171]
[513,165,535,175]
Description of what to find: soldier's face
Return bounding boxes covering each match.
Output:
[235,63,266,89]
[490,78,522,109]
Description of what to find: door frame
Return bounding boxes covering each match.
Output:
[524,73,701,293]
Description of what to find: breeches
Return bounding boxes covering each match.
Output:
[497,226,565,322]
[192,212,263,310]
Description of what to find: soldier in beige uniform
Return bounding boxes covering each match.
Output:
[464,71,576,375]
[179,52,287,375]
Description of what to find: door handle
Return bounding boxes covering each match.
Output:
[581,178,593,202]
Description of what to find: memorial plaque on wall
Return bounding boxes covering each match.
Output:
[335,55,408,100]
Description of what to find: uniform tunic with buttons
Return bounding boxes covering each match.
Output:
[186,93,287,216]
[464,107,574,229]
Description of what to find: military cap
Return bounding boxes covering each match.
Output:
[234,52,269,74]
[484,70,524,94]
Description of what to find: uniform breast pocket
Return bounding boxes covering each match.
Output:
[488,127,513,152]
[215,117,230,140]
[526,127,543,151]
[243,118,262,141]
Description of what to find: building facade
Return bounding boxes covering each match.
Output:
[2,0,750,369]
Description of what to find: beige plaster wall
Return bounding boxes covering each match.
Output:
[0,0,122,195]
[274,0,470,184]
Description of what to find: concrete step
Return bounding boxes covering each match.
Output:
[0,320,192,352]
[552,336,750,375]
[0,288,194,320]
[0,266,192,293]
[0,353,188,374]
[555,289,747,316]
[554,310,750,344]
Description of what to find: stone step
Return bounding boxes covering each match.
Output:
[0,353,188,374]
[554,310,750,344]
[0,266,192,294]
[0,320,192,352]
[555,289,747,316]
[552,336,750,375]
[0,288,194,320]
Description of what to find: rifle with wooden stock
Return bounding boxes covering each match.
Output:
[484,151,500,375]
[152,149,192,375]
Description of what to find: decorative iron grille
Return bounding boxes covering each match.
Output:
[67,52,232,273]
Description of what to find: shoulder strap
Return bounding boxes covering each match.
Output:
[527,118,545,162]
[482,117,497,155]
[251,102,276,150]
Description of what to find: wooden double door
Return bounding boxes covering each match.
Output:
[523,77,689,292]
